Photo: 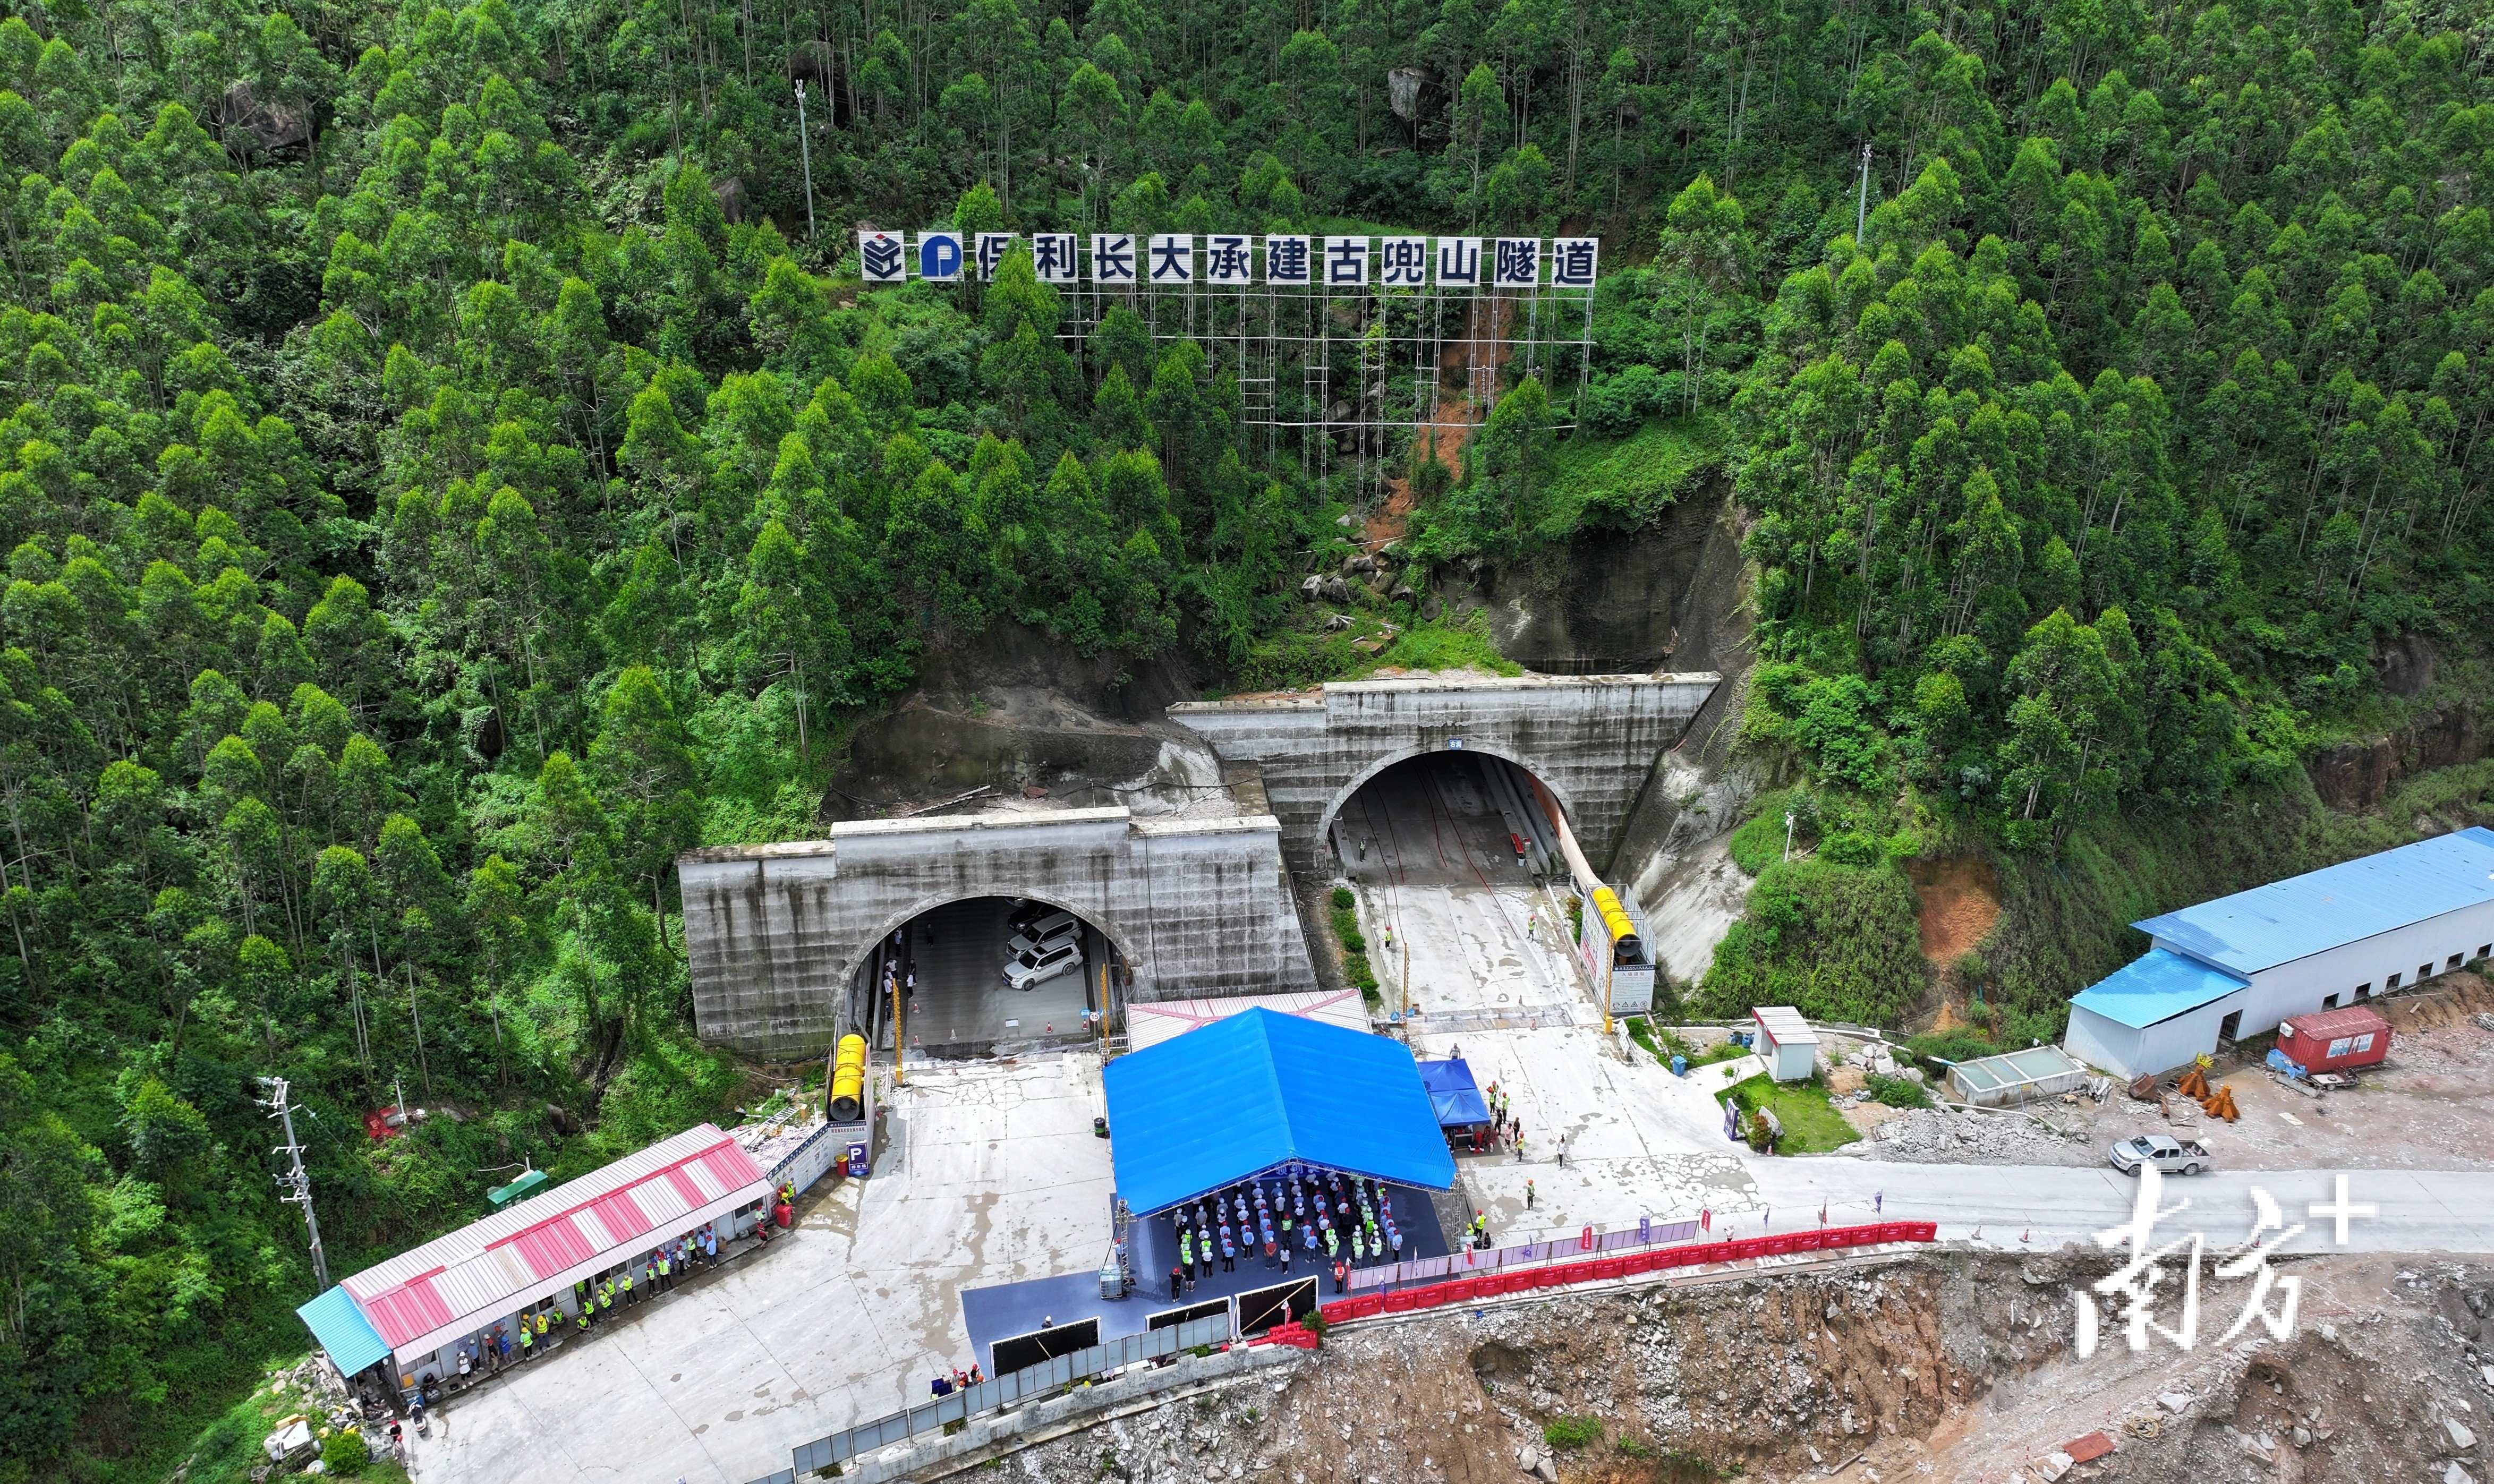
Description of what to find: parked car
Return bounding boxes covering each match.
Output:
[2108,1133,2211,1175]
[1005,912,1078,958]
[1005,899,1060,933]
[1004,939,1084,991]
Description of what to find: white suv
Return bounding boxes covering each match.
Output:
[1005,912,1079,958]
[1004,939,1084,991]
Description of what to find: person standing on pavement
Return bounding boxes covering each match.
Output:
[1331,1259,1347,1294]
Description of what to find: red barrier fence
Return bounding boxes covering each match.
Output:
[1315,1222,1936,1329]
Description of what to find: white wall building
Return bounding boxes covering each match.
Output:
[2064,826,2494,1080]
[1750,1005,1819,1082]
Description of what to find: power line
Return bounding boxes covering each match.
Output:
[260,1076,331,1292]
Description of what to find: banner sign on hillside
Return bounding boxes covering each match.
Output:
[857,232,1598,287]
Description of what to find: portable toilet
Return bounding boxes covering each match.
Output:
[2273,1005,2391,1073]
[1750,1006,1819,1082]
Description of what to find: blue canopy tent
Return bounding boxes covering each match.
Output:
[1416,1058,1492,1128]
[1102,1006,1455,1216]
[296,1283,393,1377]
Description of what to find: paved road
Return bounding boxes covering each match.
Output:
[1745,1158,2494,1255]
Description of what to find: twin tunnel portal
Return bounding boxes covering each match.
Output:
[679,672,1720,1059]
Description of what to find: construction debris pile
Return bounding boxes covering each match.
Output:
[1860,1106,2098,1166]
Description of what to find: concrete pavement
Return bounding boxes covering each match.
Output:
[407,1055,1113,1484]
[1745,1158,2494,1255]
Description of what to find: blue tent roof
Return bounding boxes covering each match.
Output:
[1416,1058,1491,1127]
[2071,948,2250,1030]
[297,1284,393,1376]
[1103,1007,1455,1216]
[2135,826,2494,976]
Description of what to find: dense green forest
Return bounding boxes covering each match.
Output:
[0,0,2488,1471]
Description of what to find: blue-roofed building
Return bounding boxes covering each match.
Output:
[1102,1007,1454,1217]
[2064,827,2494,1079]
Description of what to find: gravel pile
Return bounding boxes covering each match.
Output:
[1859,1105,2100,1165]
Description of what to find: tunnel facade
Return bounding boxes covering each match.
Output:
[1167,672,1721,876]
[679,808,1318,1056]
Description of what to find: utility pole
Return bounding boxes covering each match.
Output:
[261,1077,330,1292]
[1783,811,1797,863]
[793,80,818,239]
[1855,143,1874,243]
[888,968,905,1087]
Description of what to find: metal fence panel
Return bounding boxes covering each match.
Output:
[1185,1314,1229,1347]
[784,1301,1263,1481]
[792,1434,839,1472]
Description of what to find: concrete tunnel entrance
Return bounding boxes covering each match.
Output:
[1326,749,1566,890]
[849,895,1129,1059]
[1325,749,1604,1022]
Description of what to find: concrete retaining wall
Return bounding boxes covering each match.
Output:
[826,1342,1304,1484]
[1169,673,1721,875]
[680,808,1318,1056]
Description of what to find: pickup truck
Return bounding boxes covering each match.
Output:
[2108,1133,2211,1175]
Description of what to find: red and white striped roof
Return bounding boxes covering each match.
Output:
[341,1123,769,1367]
[1125,989,1368,1052]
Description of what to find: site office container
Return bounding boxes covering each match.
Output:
[2274,1005,2393,1072]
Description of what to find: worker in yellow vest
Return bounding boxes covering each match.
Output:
[617,1268,634,1307]
[517,1323,533,1359]
[656,1251,672,1293]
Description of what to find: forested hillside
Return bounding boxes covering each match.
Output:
[0,0,2487,1472]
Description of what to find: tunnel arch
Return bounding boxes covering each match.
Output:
[1310,741,1581,870]
[833,885,1144,999]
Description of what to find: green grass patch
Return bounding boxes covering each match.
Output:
[1230,610,1520,694]
[1644,1022,1749,1068]
[1365,613,1522,676]
[1716,1072,1860,1154]
[1331,889,1383,1007]
[1864,1071,1933,1108]
[1543,1415,1605,1451]
[1548,415,1723,531]
[1624,1015,1664,1063]
[1726,788,1802,875]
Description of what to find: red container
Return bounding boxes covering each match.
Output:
[2275,1005,2391,1072]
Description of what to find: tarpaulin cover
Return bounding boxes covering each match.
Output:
[1104,1007,1454,1216]
[296,1284,392,1377]
[1416,1058,1492,1127]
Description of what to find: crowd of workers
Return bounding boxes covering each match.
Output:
[411,1178,803,1404]
[1163,1165,1408,1299]
[1454,1079,1526,1156]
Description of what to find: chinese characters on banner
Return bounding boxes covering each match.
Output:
[974,232,1018,280]
[854,233,1601,287]
[2070,1169,2372,1357]
[1031,232,1081,284]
